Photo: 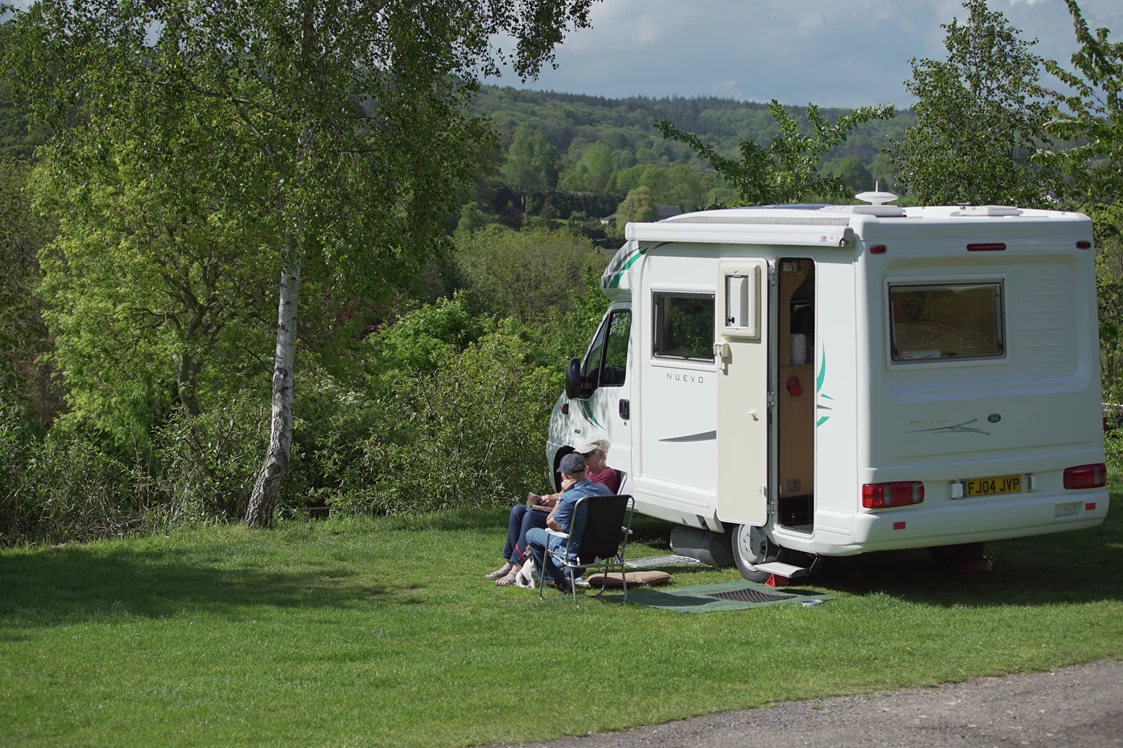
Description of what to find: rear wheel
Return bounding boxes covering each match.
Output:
[731,524,790,583]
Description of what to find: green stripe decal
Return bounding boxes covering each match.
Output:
[815,347,830,428]
[579,400,603,429]
[602,246,649,289]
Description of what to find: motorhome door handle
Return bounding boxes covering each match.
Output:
[748,409,759,421]
[619,399,630,420]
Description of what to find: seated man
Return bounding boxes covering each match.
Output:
[526,452,613,594]
[488,438,617,586]
[578,438,619,494]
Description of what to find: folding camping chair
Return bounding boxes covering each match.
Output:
[538,494,634,606]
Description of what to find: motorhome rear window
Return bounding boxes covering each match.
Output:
[889,282,1005,363]
[653,293,714,361]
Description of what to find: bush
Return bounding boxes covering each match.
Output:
[0,397,270,545]
[328,330,559,515]
[1106,431,1123,480]
[151,397,269,526]
[362,294,488,386]
[453,225,606,326]
[2,429,151,545]
[0,404,30,541]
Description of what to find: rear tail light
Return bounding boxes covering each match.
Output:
[1064,464,1106,489]
[967,243,1006,252]
[862,482,925,509]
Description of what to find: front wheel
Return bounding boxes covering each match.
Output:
[731,524,790,583]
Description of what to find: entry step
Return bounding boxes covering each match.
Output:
[751,561,809,578]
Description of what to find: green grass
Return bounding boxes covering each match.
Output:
[2,483,1122,747]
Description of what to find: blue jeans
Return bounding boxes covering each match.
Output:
[503,504,548,565]
[526,527,568,585]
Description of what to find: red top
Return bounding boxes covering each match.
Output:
[588,466,620,494]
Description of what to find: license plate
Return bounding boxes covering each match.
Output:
[965,474,1022,497]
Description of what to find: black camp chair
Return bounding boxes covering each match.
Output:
[538,494,634,606]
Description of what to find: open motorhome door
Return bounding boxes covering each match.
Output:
[715,258,770,526]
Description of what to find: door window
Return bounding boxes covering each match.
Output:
[580,309,632,396]
[602,311,631,386]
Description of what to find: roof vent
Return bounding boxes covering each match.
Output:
[948,205,1024,217]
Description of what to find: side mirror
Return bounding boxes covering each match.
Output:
[565,357,584,400]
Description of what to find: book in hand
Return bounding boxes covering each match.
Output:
[527,493,551,511]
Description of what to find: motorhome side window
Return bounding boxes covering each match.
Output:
[889,282,1005,363]
[653,293,715,361]
[580,310,631,396]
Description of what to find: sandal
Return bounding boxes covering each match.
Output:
[495,568,520,586]
[485,562,513,580]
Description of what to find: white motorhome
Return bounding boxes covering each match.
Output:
[547,195,1110,581]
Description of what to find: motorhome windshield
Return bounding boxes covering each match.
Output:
[889,282,1005,363]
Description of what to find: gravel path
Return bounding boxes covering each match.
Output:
[498,659,1123,747]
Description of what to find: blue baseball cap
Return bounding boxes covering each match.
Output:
[557,452,588,475]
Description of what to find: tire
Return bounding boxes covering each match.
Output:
[730,523,790,583]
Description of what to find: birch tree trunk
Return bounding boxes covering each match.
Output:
[244,2,315,528]
[244,230,302,527]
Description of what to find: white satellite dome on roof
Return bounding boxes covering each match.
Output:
[854,188,899,206]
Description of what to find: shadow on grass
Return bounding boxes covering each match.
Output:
[813,503,1123,607]
[630,515,674,549]
[0,544,393,629]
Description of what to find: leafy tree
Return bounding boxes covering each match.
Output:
[455,202,490,236]
[615,186,658,228]
[0,81,44,160]
[822,157,874,194]
[2,0,597,526]
[1040,1,1123,396]
[1041,0,1123,209]
[0,158,57,431]
[568,141,615,192]
[454,226,602,325]
[656,100,894,205]
[886,0,1056,207]
[501,123,561,208]
[869,153,900,193]
[28,110,276,445]
[658,164,706,212]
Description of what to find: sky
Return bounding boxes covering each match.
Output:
[496,0,1123,109]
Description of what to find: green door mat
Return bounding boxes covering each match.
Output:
[614,579,833,613]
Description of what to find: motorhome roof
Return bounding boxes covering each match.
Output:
[624,204,1090,246]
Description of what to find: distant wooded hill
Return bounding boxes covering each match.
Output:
[457,86,915,234]
[0,80,914,175]
[470,86,914,175]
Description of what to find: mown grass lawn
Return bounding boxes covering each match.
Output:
[2,482,1122,747]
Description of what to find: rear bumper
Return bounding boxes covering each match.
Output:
[792,489,1109,556]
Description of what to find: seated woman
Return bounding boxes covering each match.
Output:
[487,438,618,586]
